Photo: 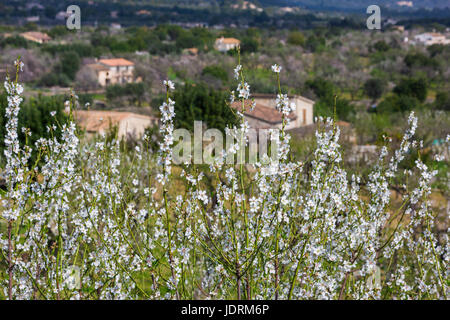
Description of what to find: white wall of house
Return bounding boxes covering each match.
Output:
[291,96,314,127]
[253,95,314,128]
[117,116,155,139]
[98,65,135,86]
[214,39,240,52]
[97,70,109,87]
[414,33,450,46]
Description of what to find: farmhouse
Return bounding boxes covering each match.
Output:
[73,110,157,139]
[20,31,51,44]
[231,1,263,12]
[396,1,413,7]
[183,47,199,55]
[414,32,450,46]
[214,37,241,52]
[231,94,314,130]
[87,58,136,86]
[136,10,151,16]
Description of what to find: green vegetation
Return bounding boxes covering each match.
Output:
[364,78,386,102]
[0,93,68,164]
[287,31,305,46]
[202,65,229,83]
[0,0,448,301]
[173,83,237,132]
[106,83,146,107]
[305,78,355,121]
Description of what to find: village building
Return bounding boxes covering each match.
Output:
[231,1,263,12]
[214,37,241,52]
[414,32,450,46]
[182,47,199,55]
[396,1,413,7]
[110,23,122,30]
[87,58,136,87]
[25,16,40,23]
[136,10,152,16]
[73,110,157,139]
[392,25,405,32]
[231,94,314,130]
[20,31,51,44]
[55,11,71,21]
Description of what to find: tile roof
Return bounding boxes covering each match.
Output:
[216,37,241,45]
[86,63,109,72]
[231,100,296,124]
[427,32,445,37]
[21,31,51,41]
[74,110,155,133]
[98,58,135,67]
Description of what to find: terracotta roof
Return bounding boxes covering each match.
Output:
[73,110,155,133]
[216,37,241,45]
[21,31,51,41]
[252,93,315,105]
[184,47,199,55]
[86,63,109,72]
[427,32,445,37]
[98,58,135,67]
[336,121,351,127]
[136,10,151,15]
[231,100,296,124]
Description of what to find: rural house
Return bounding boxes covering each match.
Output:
[73,110,157,139]
[214,37,241,52]
[231,94,314,130]
[20,31,51,44]
[87,58,136,86]
[414,32,450,46]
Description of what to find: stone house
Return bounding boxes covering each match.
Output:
[87,58,136,87]
[414,32,450,46]
[214,37,241,52]
[231,94,314,130]
[20,31,51,44]
[73,110,157,139]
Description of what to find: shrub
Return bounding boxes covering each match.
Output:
[287,31,305,46]
[434,91,450,111]
[240,37,259,53]
[372,40,390,52]
[306,78,355,121]
[304,35,325,52]
[0,59,447,301]
[376,94,421,114]
[202,65,229,82]
[404,52,438,68]
[59,51,81,81]
[172,83,237,132]
[364,78,386,101]
[106,83,146,107]
[393,78,428,103]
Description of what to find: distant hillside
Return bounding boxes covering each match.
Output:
[257,0,450,10]
[84,0,450,10]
